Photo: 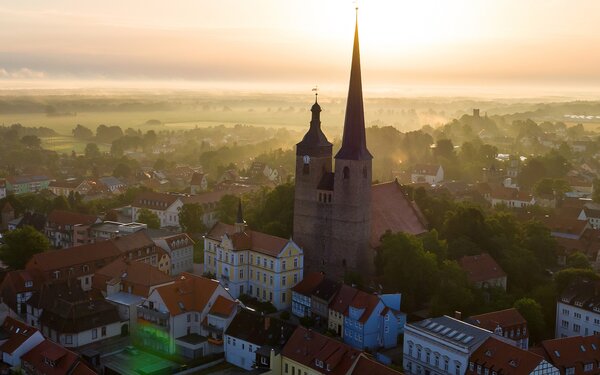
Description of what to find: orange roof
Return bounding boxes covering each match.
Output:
[541,335,600,372]
[26,241,121,273]
[329,284,359,314]
[468,337,545,375]
[133,191,180,210]
[93,258,173,297]
[0,317,40,355]
[112,230,155,253]
[190,172,206,185]
[346,290,380,323]
[282,326,360,375]
[208,295,237,318]
[154,273,224,315]
[47,210,99,227]
[206,222,290,257]
[411,164,441,176]
[350,354,402,375]
[490,186,533,202]
[458,253,506,284]
[371,181,428,247]
[292,272,325,295]
[21,339,97,375]
[468,308,527,334]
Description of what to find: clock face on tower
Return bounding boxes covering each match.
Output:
[303,155,310,164]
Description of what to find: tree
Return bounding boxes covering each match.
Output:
[113,163,132,178]
[52,195,70,211]
[179,203,205,234]
[20,135,41,148]
[567,251,592,269]
[514,298,545,343]
[431,260,475,316]
[137,208,160,229]
[84,143,101,158]
[216,194,240,224]
[0,226,50,269]
[554,268,599,294]
[72,124,94,140]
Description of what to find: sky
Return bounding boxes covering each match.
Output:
[1,0,600,96]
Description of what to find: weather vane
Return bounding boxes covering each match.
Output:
[312,85,319,101]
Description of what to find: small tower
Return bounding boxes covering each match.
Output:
[234,199,246,234]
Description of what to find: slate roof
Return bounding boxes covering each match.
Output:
[311,278,341,302]
[407,315,493,352]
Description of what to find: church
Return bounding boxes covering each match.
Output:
[293,15,428,279]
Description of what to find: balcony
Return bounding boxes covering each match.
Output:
[137,305,170,329]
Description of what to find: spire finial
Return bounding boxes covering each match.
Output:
[236,198,243,224]
[312,85,319,103]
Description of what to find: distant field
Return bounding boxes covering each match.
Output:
[41,136,111,154]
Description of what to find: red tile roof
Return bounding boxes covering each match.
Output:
[26,241,121,273]
[190,172,206,185]
[154,273,225,315]
[468,337,545,375]
[0,317,40,354]
[208,295,237,318]
[346,290,380,323]
[541,335,600,373]
[21,339,97,375]
[47,210,100,227]
[371,181,428,247]
[458,253,506,284]
[350,354,402,375]
[292,272,325,296]
[206,222,290,257]
[93,258,173,297]
[132,191,180,210]
[282,326,361,375]
[329,284,359,314]
[468,308,527,335]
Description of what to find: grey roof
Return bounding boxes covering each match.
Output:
[407,315,493,351]
[106,292,144,306]
[99,176,124,187]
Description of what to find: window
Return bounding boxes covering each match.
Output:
[240,254,244,263]
[294,273,298,284]
[65,334,72,344]
[562,320,569,328]
[250,269,253,278]
[343,166,350,179]
[455,363,461,375]
[92,329,98,339]
[263,259,267,268]
[285,363,289,373]
[294,258,298,268]
[187,314,191,322]
[239,269,244,279]
[270,260,274,269]
[282,260,286,270]
[584,363,594,372]
[263,273,267,283]
[282,276,287,286]
[566,367,575,375]
[101,326,107,337]
[575,312,582,319]
[257,256,260,265]
[270,276,273,285]
[282,292,286,303]
[574,324,581,333]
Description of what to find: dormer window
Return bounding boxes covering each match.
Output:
[315,359,324,368]
[24,281,33,288]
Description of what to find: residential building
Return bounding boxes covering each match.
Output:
[132,191,183,229]
[48,179,94,197]
[5,175,50,195]
[458,253,507,290]
[0,269,44,318]
[403,315,495,375]
[328,284,358,337]
[555,279,600,338]
[190,172,208,194]
[21,339,97,374]
[44,210,101,248]
[0,317,45,369]
[468,308,529,349]
[97,176,125,193]
[136,273,238,359]
[224,308,296,371]
[291,272,324,318]
[490,186,535,208]
[89,221,147,242]
[467,337,559,374]
[411,164,444,185]
[280,326,361,375]
[578,202,600,229]
[153,233,194,275]
[310,278,341,325]
[539,335,600,374]
[205,206,304,310]
[93,257,173,297]
[343,291,403,350]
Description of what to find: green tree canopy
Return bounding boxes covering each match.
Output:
[84,143,101,158]
[0,226,50,269]
[567,251,592,270]
[179,203,206,234]
[514,298,545,343]
[72,124,94,140]
[137,208,160,229]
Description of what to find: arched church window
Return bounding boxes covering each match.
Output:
[343,166,350,179]
[363,166,368,179]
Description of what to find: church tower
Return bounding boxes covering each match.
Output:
[329,12,373,276]
[293,95,333,272]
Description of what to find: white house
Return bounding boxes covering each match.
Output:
[490,186,535,208]
[403,316,496,375]
[578,202,600,229]
[411,164,444,185]
[0,317,45,369]
[555,279,600,338]
[136,273,238,359]
[153,233,195,275]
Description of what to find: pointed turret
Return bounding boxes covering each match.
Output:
[297,94,332,158]
[234,198,246,233]
[335,13,372,161]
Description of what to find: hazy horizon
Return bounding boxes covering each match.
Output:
[2,1,600,98]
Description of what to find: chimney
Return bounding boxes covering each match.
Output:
[264,316,271,331]
[454,311,462,320]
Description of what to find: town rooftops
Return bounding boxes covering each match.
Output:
[467,337,546,375]
[98,176,123,188]
[6,175,50,185]
[371,180,428,247]
[350,354,403,375]
[292,272,325,296]
[225,308,296,348]
[411,164,441,176]
[282,326,361,375]
[458,253,506,284]
[346,290,380,323]
[21,339,97,375]
[311,278,341,302]
[153,233,194,251]
[467,308,527,334]
[0,317,40,355]
[154,273,223,315]
[132,191,181,210]
[559,279,600,313]
[93,257,173,297]
[540,335,600,372]
[41,296,120,334]
[329,284,359,314]
[206,222,291,257]
[26,241,121,273]
[407,315,493,351]
[47,210,100,227]
[490,186,533,202]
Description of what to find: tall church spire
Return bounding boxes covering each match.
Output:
[335,10,372,160]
